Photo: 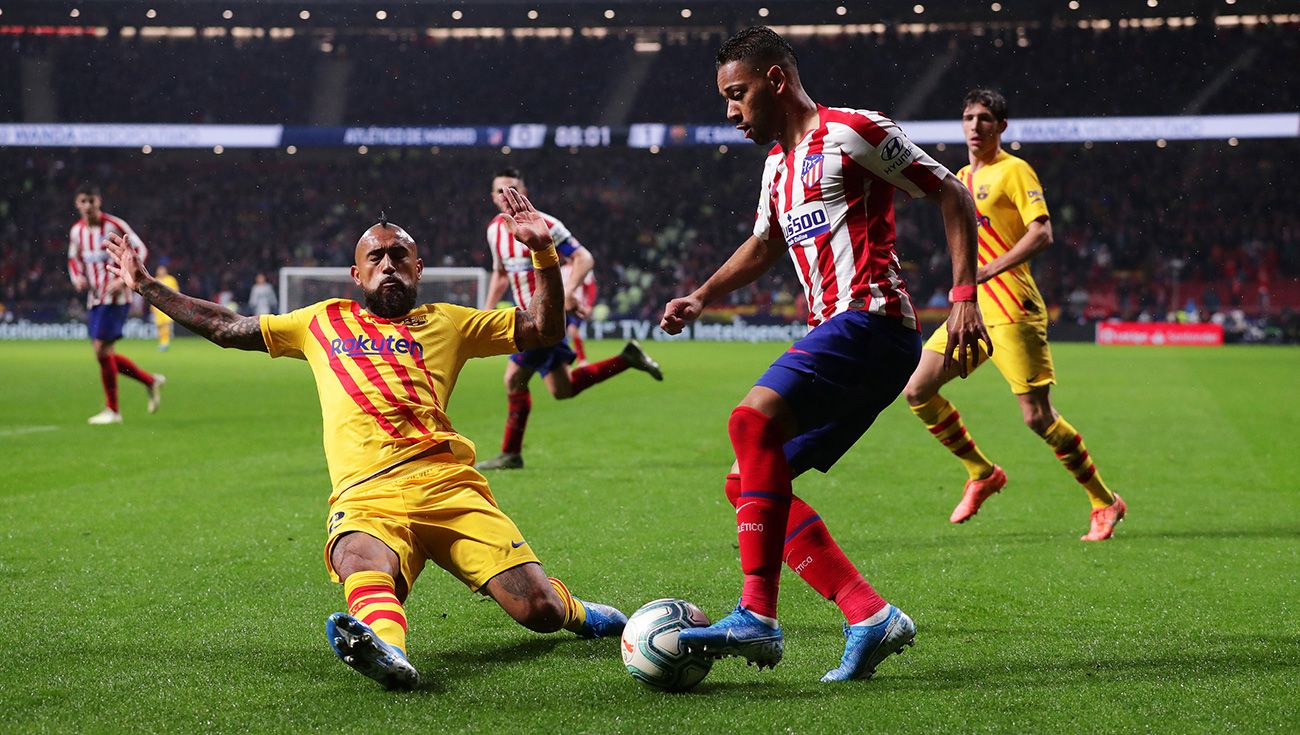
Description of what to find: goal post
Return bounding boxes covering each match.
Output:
[278,267,490,313]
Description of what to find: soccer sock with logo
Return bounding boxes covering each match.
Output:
[113,354,155,386]
[502,390,532,454]
[725,475,886,625]
[547,577,588,633]
[344,571,408,654]
[568,355,629,397]
[1043,416,1116,509]
[97,354,119,411]
[911,394,996,480]
[728,406,793,620]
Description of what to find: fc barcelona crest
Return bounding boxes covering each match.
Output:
[801,154,824,188]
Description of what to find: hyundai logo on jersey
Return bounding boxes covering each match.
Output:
[331,335,425,357]
[801,153,824,188]
[880,136,906,161]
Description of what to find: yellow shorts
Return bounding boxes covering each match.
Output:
[323,460,540,593]
[923,318,1056,395]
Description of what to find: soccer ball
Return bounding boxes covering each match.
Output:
[620,598,714,692]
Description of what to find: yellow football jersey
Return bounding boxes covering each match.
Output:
[260,299,517,501]
[958,150,1050,326]
[152,274,179,324]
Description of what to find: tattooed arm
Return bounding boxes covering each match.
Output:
[105,233,267,352]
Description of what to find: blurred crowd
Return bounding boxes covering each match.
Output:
[2,22,1297,124]
[2,140,1297,342]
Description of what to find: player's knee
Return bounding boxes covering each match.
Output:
[1024,411,1055,436]
[550,384,573,400]
[515,593,566,633]
[903,379,933,406]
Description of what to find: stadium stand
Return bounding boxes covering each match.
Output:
[2,23,1297,124]
[3,141,1297,339]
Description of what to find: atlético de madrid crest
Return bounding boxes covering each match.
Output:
[801,154,824,188]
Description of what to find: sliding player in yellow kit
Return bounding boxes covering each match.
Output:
[104,189,626,691]
[904,89,1126,541]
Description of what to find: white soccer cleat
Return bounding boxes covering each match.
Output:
[88,408,123,425]
[147,374,166,414]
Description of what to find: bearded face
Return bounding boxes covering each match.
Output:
[362,275,418,319]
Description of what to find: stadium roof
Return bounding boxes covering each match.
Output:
[4,0,1299,30]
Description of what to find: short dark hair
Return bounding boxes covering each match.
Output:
[963,88,1008,121]
[494,167,523,183]
[716,26,798,70]
[75,182,101,197]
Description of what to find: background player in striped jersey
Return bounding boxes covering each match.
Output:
[561,264,598,366]
[903,89,1126,541]
[68,183,164,424]
[476,168,662,471]
[104,190,626,691]
[660,27,990,681]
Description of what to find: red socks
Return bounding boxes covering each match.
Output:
[728,406,793,618]
[724,475,887,624]
[569,355,629,396]
[502,390,532,454]
[571,331,587,363]
[97,354,119,411]
[99,353,154,412]
[114,354,154,386]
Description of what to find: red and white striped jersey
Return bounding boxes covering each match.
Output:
[486,210,580,309]
[754,105,949,329]
[68,213,148,308]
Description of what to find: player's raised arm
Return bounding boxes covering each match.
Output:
[660,234,786,335]
[499,187,565,350]
[104,232,266,352]
[928,174,992,376]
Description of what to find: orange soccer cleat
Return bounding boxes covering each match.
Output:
[949,465,1007,524]
[1081,493,1127,541]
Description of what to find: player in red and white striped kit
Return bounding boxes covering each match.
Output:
[68,183,164,425]
[476,168,662,471]
[661,27,990,681]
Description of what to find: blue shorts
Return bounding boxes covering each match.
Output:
[510,339,578,377]
[754,311,922,476]
[87,304,130,342]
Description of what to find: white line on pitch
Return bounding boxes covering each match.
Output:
[0,425,59,438]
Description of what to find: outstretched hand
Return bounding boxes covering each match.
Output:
[104,233,150,291]
[660,295,703,335]
[943,300,993,378]
[498,186,554,252]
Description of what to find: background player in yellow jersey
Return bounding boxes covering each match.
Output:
[104,189,626,690]
[151,263,178,351]
[903,89,1126,541]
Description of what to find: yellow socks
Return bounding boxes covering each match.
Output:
[344,571,408,653]
[1044,417,1116,509]
[911,395,996,480]
[158,323,171,348]
[548,577,587,634]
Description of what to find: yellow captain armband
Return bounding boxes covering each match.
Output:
[531,245,560,270]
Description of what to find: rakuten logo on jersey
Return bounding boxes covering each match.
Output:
[331,335,425,358]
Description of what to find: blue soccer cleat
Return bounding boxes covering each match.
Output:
[575,600,628,639]
[820,604,916,682]
[678,604,784,669]
[325,612,420,690]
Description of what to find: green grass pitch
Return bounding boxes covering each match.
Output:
[2,338,1297,733]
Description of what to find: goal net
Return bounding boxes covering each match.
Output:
[278,267,490,313]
